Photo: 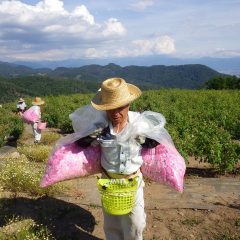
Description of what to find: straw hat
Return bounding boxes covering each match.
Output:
[91,78,141,111]
[18,98,25,103]
[32,97,45,106]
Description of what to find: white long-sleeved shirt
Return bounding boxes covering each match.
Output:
[99,111,143,175]
[17,102,27,110]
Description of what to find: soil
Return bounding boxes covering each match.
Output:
[1,175,240,240]
[57,175,240,240]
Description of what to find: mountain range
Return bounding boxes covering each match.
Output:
[0,61,226,103]
[0,61,223,89]
[12,56,240,75]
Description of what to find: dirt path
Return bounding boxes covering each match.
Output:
[1,175,239,239]
[50,174,240,239]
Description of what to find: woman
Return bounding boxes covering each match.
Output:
[77,78,159,240]
[31,97,45,143]
[16,97,27,114]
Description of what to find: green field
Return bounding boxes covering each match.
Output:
[1,89,240,172]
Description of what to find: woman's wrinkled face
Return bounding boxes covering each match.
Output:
[106,104,129,125]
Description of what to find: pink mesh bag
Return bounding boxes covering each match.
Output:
[37,122,47,130]
[141,144,186,192]
[22,107,39,123]
[40,143,101,187]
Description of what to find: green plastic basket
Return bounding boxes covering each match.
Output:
[97,178,138,215]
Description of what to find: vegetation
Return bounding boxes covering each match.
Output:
[0,61,35,77]
[1,89,240,173]
[0,62,224,104]
[0,88,239,239]
[180,218,203,226]
[0,155,62,196]
[40,132,62,145]
[0,75,99,103]
[0,107,23,146]
[17,144,52,163]
[0,217,54,240]
[136,89,240,172]
[205,75,240,89]
[49,63,222,89]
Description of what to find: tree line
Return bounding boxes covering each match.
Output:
[205,75,240,89]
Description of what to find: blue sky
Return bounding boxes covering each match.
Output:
[0,0,239,62]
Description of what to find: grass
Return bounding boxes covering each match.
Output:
[17,144,52,163]
[180,218,203,226]
[0,216,55,240]
[212,231,240,240]
[41,132,62,145]
[149,235,160,240]
[0,155,63,196]
[0,131,66,196]
[89,203,101,209]
[235,218,240,227]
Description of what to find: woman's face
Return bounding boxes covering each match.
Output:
[106,104,129,125]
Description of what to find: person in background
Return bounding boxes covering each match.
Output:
[16,98,27,114]
[31,97,45,143]
[77,78,159,240]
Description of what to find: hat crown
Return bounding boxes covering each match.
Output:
[91,77,141,110]
[32,97,45,105]
[34,97,42,103]
[101,78,131,104]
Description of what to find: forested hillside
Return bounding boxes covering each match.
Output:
[50,63,220,89]
[0,61,51,77]
[0,61,223,90]
[0,76,99,103]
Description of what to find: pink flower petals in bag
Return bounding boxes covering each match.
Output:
[37,122,47,130]
[22,107,39,123]
[141,144,186,192]
[40,143,101,187]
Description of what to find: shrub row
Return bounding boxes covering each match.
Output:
[0,107,23,147]
[1,90,240,172]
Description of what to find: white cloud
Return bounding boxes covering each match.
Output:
[102,18,126,37]
[131,36,176,56]
[85,48,100,58]
[36,0,65,12]
[213,49,240,58]
[2,0,173,61]
[71,5,94,25]
[0,0,239,62]
[130,0,154,10]
[80,35,176,59]
[0,0,126,60]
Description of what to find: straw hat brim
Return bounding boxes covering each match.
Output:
[91,83,141,110]
[32,100,45,106]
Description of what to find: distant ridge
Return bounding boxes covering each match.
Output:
[13,56,240,74]
[0,61,223,90]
